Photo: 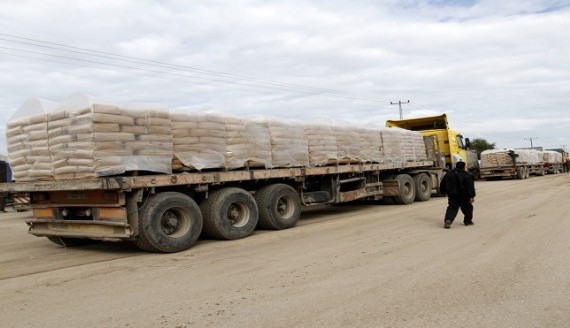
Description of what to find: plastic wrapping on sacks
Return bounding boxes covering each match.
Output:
[122,105,173,175]
[171,112,226,170]
[380,128,403,164]
[267,119,309,168]
[516,149,541,165]
[480,149,541,167]
[406,129,428,162]
[379,128,426,165]
[7,98,57,181]
[171,113,275,171]
[515,150,532,164]
[305,124,338,166]
[332,125,357,163]
[245,119,272,169]
[481,150,508,167]
[224,116,249,169]
[541,150,561,163]
[333,125,384,164]
[48,93,172,180]
[7,94,441,182]
[398,129,426,162]
[355,127,383,164]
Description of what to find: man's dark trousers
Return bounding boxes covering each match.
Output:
[444,195,473,224]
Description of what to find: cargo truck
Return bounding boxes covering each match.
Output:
[1,94,447,253]
[385,114,479,176]
[542,150,564,174]
[479,149,545,180]
[547,148,569,173]
[0,138,443,253]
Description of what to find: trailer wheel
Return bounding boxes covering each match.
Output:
[515,168,523,179]
[254,184,301,230]
[525,167,530,179]
[393,174,416,205]
[521,166,527,180]
[47,236,98,247]
[201,188,258,240]
[413,173,432,202]
[135,192,203,253]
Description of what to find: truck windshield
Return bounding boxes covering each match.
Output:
[456,135,466,149]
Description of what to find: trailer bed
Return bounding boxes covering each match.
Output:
[0,161,435,193]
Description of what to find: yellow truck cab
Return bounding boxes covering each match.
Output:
[386,114,479,174]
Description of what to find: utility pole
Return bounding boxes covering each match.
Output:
[390,100,410,120]
[524,137,538,148]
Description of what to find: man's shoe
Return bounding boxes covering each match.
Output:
[444,220,452,229]
[464,221,474,226]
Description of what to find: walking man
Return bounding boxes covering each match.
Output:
[439,161,476,229]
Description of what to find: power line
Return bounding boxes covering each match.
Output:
[0,35,353,97]
[0,33,393,103]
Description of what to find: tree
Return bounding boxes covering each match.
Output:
[469,138,495,159]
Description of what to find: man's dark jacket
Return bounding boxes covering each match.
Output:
[440,169,476,198]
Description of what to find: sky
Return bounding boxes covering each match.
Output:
[1,0,569,155]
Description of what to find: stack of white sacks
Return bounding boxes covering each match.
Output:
[381,128,427,164]
[540,150,562,164]
[47,94,173,180]
[305,124,338,166]
[516,149,542,165]
[6,94,429,181]
[171,112,226,170]
[480,149,543,167]
[267,120,309,168]
[6,98,56,181]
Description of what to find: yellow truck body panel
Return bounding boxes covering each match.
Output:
[386,114,474,170]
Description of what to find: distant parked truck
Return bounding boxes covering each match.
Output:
[547,148,570,173]
[541,150,564,174]
[479,149,545,180]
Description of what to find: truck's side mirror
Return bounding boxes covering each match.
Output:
[465,138,471,149]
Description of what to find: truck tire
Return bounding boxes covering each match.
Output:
[516,167,527,179]
[135,192,203,253]
[200,188,258,240]
[393,174,416,205]
[47,236,98,247]
[413,173,432,202]
[525,167,530,179]
[254,184,301,230]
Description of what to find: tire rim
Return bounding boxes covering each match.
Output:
[420,180,428,193]
[403,181,413,196]
[227,202,250,228]
[276,196,294,219]
[160,208,191,238]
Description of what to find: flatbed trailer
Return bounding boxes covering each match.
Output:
[0,160,442,253]
[480,163,544,180]
[544,162,563,174]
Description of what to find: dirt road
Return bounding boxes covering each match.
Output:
[1,174,569,327]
